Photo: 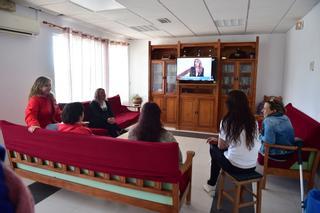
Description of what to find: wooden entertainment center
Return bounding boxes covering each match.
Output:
[148,37,259,133]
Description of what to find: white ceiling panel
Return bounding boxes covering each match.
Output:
[40,2,90,15]
[247,0,294,32]
[69,11,109,24]
[205,0,248,33]
[159,0,218,35]
[17,0,67,5]
[274,0,320,32]
[143,30,172,38]
[116,0,193,36]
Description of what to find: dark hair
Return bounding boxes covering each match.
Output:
[62,102,84,124]
[266,98,285,114]
[222,90,257,150]
[131,102,164,142]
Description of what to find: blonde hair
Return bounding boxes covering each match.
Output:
[28,76,52,99]
[94,88,105,101]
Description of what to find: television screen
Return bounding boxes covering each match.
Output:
[177,57,215,81]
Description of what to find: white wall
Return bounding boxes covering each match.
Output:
[129,34,286,106]
[283,2,320,121]
[0,5,118,125]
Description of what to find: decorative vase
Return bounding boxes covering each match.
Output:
[132,95,142,106]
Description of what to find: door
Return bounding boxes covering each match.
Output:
[197,98,215,130]
[152,95,166,122]
[179,97,197,128]
[165,96,177,124]
[151,61,164,94]
[238,62,254,97]
[165,61,177,94]
[221,62,237,95]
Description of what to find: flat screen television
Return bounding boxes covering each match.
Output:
[176,57,216,82]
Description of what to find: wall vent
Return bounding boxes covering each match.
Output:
[157,18,171,24]
[130,25,159,32]
[215,19,244,27]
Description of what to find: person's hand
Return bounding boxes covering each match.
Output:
[206,136,218,144]
[28,125,40,133]
[107,117,115,124]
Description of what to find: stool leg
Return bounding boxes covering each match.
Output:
[217,171,225,210]
[262,175,266,189]
[233,184,241,213]
[256,180,262,213]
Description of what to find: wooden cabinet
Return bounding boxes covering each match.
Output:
[218,38,259,121]
[149,37,259,133]
[177,83,217,132]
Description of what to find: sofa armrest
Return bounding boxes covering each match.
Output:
[179,151,195,174]
[264,143,319,152]
[123,105,141,112]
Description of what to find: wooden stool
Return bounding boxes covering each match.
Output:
[217,170,263,213]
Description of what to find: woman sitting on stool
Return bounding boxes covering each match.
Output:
[203,90,260,196]
[89,88,123,137]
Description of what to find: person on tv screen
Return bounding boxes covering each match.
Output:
[177,58,204,78]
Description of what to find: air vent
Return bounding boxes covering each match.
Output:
[130,25,159,32]
[157,18,171,24]
[215,19,244,27]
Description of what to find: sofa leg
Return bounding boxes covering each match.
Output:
[261,175,266,189]
[186,185,191,205]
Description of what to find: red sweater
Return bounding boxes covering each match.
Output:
[25,96,61,128]
[58,123,93,135]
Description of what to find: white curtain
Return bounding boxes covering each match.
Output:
[108,43,129,104]
[53,30,108,103]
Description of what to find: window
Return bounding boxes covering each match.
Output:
[108,43,129,103]
[53,32,108,103]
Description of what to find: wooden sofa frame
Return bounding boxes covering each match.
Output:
[7,149,195,213]
[262,143,320,190]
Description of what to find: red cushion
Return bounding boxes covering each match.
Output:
[90,128,108,136]
[285,103,320,149]
[82,101,91,122]
[115,112,140,129]
[107,95,122,116]
[0,120,181,183]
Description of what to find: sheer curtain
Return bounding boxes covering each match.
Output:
[53,30,108,103]
[108,43,129,104]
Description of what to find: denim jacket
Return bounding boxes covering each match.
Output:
[259,113,295,155]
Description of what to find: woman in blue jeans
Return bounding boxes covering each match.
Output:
[204,90,260,196]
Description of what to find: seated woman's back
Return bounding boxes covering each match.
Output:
[128,102,183,163]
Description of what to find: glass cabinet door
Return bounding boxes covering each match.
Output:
[221,63,236,95]
[166,62,177,93]
[151,62,164,93]
[238,62,253,96]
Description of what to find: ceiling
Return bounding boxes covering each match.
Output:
[14,0,320,40]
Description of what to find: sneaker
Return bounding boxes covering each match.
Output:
[203,184,216,197]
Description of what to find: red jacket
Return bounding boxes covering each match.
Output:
[25,96,61,128]
[58,123,93,135]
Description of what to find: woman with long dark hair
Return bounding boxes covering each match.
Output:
[203,90,259,196]
[128,102,182,162]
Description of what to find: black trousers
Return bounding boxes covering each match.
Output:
[207,144,256,186]
[89,121,121,137]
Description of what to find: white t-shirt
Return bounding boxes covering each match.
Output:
[219,121,259,169]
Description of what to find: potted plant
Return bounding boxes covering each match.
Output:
[132,94,143,106]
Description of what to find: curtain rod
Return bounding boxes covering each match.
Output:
[42,21,129,45]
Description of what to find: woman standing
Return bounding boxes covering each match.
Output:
[89,88,122,137]
[203,90,259,196]
[25,76,61,133]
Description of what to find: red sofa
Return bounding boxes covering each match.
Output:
[258,103,320,189]
[0,120,195,212]
[59,95,140,136]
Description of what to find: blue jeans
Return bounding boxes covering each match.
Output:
[45,123,58,131]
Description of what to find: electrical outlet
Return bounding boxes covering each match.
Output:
[309,61,315,71]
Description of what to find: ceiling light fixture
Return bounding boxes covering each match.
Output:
[215,19,244,27]
[70,0,125,12]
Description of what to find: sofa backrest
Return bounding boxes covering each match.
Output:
[107,95,123,116]
[285,103,320,149]
[0,120,181,183]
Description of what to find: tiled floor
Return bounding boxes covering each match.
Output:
[21,133,302,213]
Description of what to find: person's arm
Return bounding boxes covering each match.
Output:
[177,68,191,78]
[25,97,41,132]
[261,119,276,145]
[165,131,183,163]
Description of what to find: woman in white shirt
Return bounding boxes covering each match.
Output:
[203,90,260,196]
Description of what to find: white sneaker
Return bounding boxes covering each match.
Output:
[203,184,216,197]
